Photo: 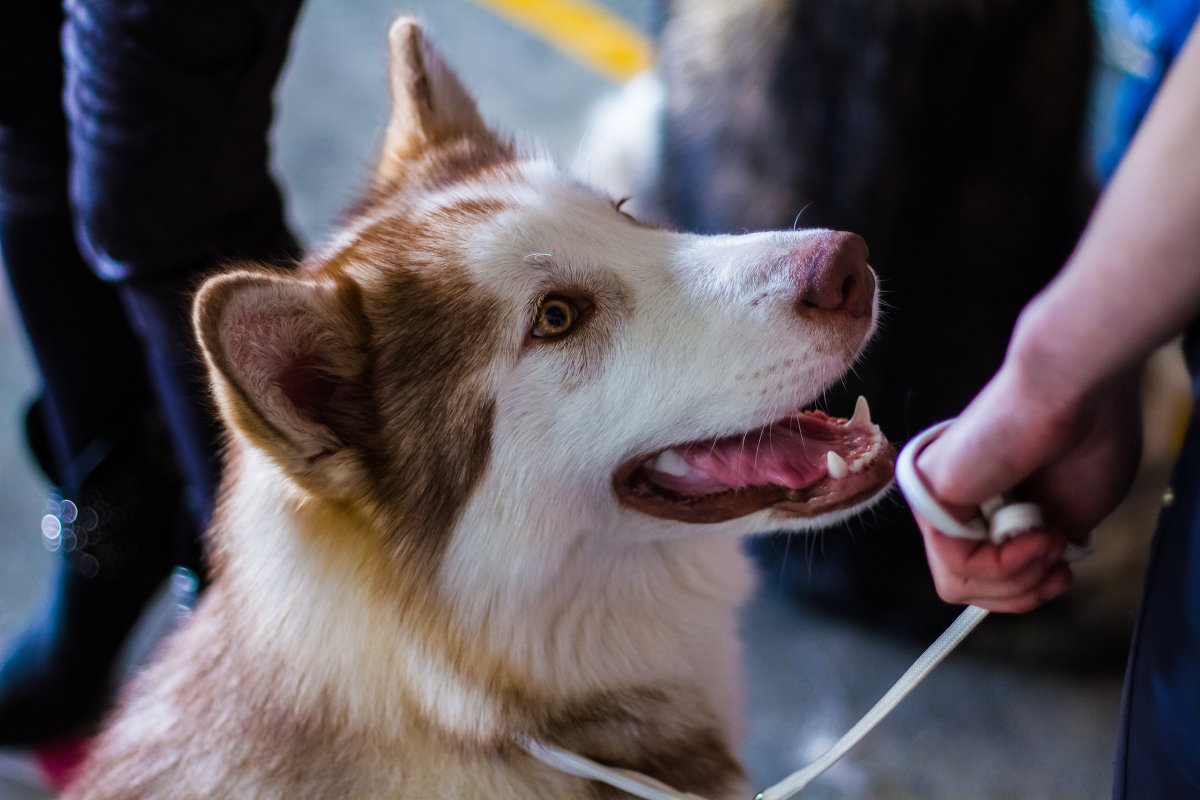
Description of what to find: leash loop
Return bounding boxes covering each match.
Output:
[895,417,1094,560]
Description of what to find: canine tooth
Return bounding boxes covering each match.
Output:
[850,395,872,427]
[649,450,691,477]
[826,451,849,479]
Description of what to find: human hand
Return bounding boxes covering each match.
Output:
[906,358,1143,613]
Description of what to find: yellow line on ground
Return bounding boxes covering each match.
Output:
[468,0,653,82]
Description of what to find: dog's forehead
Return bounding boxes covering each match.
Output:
[468,163,667,290]
[320,157,669,304]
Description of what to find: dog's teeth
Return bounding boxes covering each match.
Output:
[649,450,692,477]
[850,395,872,427]
[826,451,849,479]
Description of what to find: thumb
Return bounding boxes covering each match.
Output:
[914,374,1057,510]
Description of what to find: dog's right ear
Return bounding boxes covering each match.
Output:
[376,17,495,186]
[194,270,370,498]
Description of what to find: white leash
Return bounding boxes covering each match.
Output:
[519,604,988,800]
[753,603,989,800]
[517,738,709,800]
[520,419,1090,799]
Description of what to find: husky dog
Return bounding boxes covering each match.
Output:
[64,19,894,799]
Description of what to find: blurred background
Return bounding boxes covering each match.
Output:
[1,0,1189,797]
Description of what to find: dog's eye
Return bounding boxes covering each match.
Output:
[533,297,580,338]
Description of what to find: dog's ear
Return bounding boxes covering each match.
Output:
[376,17,493,184]
[194,270,370,497]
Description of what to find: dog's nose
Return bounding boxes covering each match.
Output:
[793,231,874,319]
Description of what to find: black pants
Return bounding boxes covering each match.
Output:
[0,0,302,540]
[1112,330,1200,798]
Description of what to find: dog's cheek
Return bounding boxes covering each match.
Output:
[358,278,507,564]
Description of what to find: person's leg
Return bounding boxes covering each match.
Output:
[0,3,185,745]
[63,0,304,536]
[0,0,304,745]
[1112,394,1200,798]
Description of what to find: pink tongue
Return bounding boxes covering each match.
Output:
[651,415,848,495]
[684,426,829,489]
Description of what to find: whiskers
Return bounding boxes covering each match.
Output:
[791,202,816,231]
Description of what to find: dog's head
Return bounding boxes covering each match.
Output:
[194,19,894,576]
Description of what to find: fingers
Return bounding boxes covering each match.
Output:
[913,511,1073,613]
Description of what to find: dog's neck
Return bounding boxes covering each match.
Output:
[210,443,752,793]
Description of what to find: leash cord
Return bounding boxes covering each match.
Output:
[753,605,989,800]
[518,604,988,800]
[517,738,709,800]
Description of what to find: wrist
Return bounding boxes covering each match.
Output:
[1007,291,1145,425]
[1005,296,1091,420]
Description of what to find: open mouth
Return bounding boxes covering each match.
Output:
[614,397,895,524]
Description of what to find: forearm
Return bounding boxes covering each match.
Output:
[1010,25,1200,407]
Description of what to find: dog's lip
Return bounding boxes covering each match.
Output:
[612,398,896,524]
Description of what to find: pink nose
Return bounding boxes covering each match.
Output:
[792,231,874,319]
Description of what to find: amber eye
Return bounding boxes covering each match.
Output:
[533,297,580,338]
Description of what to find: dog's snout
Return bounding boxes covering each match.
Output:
[792,231,874,319]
